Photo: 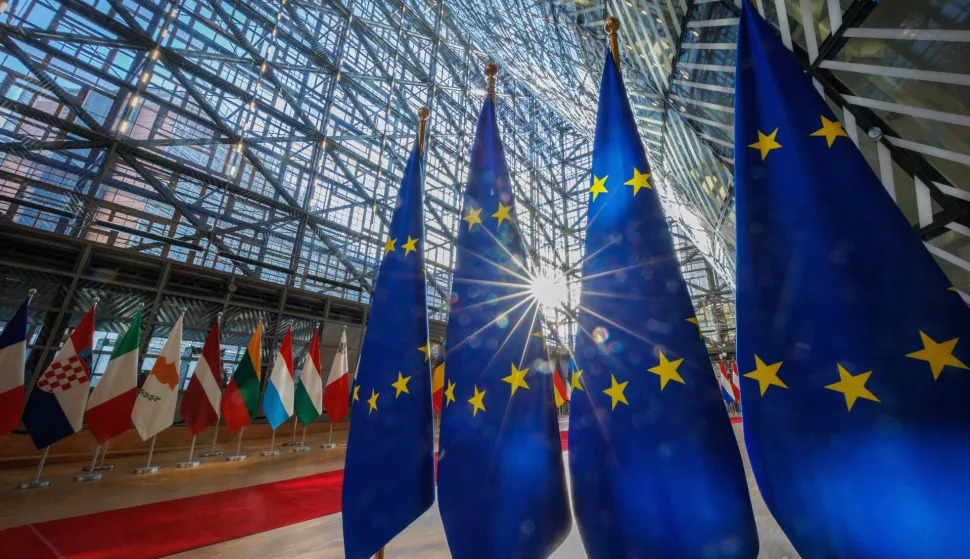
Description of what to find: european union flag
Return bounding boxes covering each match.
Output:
[735,4,970,557]
[567,49,758,558]
[438,89,571,558]
[341,127,435,559]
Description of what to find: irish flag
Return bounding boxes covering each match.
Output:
[431,359,445,414]
[181,319,222,435]
[221,323,262,432]
[323,327,349,423]
[85,309,142,444]
[262,327,294,429]
[0,295,30,437]
[294,327,323,426]
[132,315,183,440]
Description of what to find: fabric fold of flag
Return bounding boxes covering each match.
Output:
[132,314,183,440]
[221,323,262,433]
[0,295,30,437]
[180,319,222,436]
[341,135,435,559]
[294,327,323,427]
[735,4,970,557]
[262,327,294,429]
[323,328,349,423]
[23,303,96,449]
[85,309,142,445]
[438,95,571,559]
[567,51,757,559]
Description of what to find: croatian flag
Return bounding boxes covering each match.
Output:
[23,302,96,449]
[718,362,736,404]
[262,327,294,429]
[0,295,30,437]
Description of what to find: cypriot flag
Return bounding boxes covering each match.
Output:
[132,315,183,440]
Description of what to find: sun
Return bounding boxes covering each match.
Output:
[529,268,569,313]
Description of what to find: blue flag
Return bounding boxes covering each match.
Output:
[438,95,571,558]
[341,136,435,559]
[735,4,970,557]
[568,50,758,559]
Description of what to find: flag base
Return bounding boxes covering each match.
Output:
[260,450,280,457]
[74,472,102,482]
[293,446,311,453]
[282,441,302,447]
[176,461,201,468]
[199,451,224,457]
[81,464,114,472]
[227,455,247,462]
[16,479,50,490]
[133,465,159,475]
[320,443,336,449]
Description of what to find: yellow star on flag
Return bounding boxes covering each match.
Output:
[502,363,530,396]
[748,128,782,160]
[826,364,880,411]
[532,331,543,339]
[353,384,360,402]
[686,317,702,338]
[590,175,608,202]
[444,379,456,407]
[744,355,787,396]
[810,116,849,148]
[417,343,430,362]
[603,374,628,410]
[367,389,379,414]
[463,206,483,230]
[383,237,396,255]
[468,385,486,416]
[570,369,584,393]
[906,331,969,380]
[624,167,652,195]
[492,202,512,226]
[648,351,686,390]
[391,372,412,398]
[401,235,419,256]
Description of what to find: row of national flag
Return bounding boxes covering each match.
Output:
[0,303,352,449]
[341,5,970,559]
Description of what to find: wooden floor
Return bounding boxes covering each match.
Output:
[1,425,801,559]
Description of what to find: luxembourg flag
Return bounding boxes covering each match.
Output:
[85,309,142,444]
[323,327,349,423]
[718,361,736,404]
[262,327,294,429]
[23,302,96,449]
[0,295,30,437]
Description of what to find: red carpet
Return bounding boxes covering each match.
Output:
[0,469,344,559]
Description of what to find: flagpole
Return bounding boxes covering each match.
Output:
[374,548,385,559]
[227,426,246,461]
[320,421,335,449]
[178,434,200,468]
[200,312,225,458]
[606,17,620,70]
[486,62,497,100]
[94,440,114,471]
[75,443,103,482]
[261,427,280,457]
[282,415,300,446]
[16,445,51,490]
[134,434,159,474]
[417,106,429,156]
[294,425,309,452]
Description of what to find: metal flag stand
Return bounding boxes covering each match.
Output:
[320,421,336,449]
[227,426,247,461]
[282,415,301,446]
[199,420,224,457]
[17,446,52,490]
[93,440,115,470]
[261,427,280,457]
[75,444,104,482]
[177,434,201,468]
[293,425,310,452]
[133,435,160,474]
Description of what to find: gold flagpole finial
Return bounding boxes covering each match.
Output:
[485,62,498,100]
[605,17,620,69]
[417,107,430,155]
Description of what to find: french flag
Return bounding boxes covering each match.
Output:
[718,361,735,404]
[262,327,294,430]
[0,295,30,437]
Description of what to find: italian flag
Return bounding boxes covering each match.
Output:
[294,327,323,426]
[323,327,349,423]
[85,309,142,444]
[221,323,262,432]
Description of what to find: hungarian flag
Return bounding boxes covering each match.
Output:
[323,327,349,423]
[180,319,222,435]
[553,364,569,407]
[262,327,294,429]
[0,295,30,437]
[294,327,323,426]
[85,309,142,444]
[132,315,183,440]
[431,359,445,413]
[221,323,262,432]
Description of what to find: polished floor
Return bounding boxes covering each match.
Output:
[1,425,801,559]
